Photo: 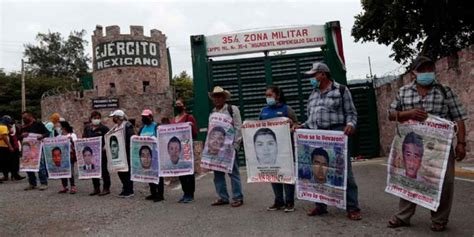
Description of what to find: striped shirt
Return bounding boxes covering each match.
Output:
[389,82,467,121]
[303,81,358,129]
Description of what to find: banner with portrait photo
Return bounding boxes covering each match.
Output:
[130,136,159,184]
[20,133,43,172]
[295,129,348,209]
[43,137,71,179]
[105,127,128,172]
[242,117,294,184]
[75,137,102,179]
[158,123,194,177]
[386,115,455,211]
[201,112,236,173]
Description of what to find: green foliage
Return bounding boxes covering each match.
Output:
[171,70,193,102]
[352,0,474,64]
[0,69,79,121]
[23,30,91,79]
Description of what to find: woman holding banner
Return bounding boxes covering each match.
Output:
[171,98,198,203]
[259,85,298,212]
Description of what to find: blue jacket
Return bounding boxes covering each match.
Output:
[259,103,289,120]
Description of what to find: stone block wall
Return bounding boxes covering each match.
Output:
[376,45,474,161]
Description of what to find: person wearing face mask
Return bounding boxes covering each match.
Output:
[137,109,164,202]
[258,85,298,212]
[83,111,111,196]
[296,62,361,221]
[387,56,467,232]
[20,111,50,191]
[108,109,136,198]
[171,98,198,203]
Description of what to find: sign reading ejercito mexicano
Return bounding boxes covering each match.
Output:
[94,40,160,70]
[92,98,119,109]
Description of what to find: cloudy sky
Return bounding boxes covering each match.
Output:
[0,0,402,80]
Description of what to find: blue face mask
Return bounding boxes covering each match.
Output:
[310,78,320,88]
[266,97,276,106]
[416,72,436,86]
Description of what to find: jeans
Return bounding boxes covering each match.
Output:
[27,154,48,186]
[271,183,295,205]
[315,157,360,212]
[213,154,243,202]
[92,152,111,190]
[179,174,195,198]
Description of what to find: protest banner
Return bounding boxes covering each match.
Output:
[20,133,43,172]
[242,117,294,184]
[295,129,347,209]
[158,123,194,177]
[386,115,455,211]
[43,137,71,179]
[130,136,159,184]
[75,137,102,179]
[201,112,236,173]
[105,127,128,172]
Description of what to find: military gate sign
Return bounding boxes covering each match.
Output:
[205,25,326,57]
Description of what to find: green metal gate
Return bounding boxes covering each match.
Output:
[190,21,379,165]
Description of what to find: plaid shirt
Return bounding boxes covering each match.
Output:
[389,82,467,121]
[303,82,357,129]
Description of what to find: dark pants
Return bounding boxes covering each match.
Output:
[61,161,76,187]
[118,170,134,194]
[271,183,295,206]
[92,153,111,190]
[179,174,195,198]
[1,147,12,178]
[11,150,20,177]
[149,177,164,198]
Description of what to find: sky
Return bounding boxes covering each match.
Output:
[0,0,403,80]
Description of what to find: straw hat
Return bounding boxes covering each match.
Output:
[208,86,231,100]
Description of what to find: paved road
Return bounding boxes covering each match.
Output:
[1,158,473,237]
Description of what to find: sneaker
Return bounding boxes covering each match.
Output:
[89,189,101,196]
[58,187,68,193]
[182,197,194,203]
[24,185,36,191]
[145,195,157,201]
[39,184,48,191]
[178,196,186,203]
[70,186,77,194]
[284,204,295,213]
[267,203,285,211]
[119,192,134,198]
[12,175,26,181]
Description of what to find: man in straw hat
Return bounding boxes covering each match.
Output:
[208,86,244,207]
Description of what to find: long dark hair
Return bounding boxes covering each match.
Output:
[267,85,287,104]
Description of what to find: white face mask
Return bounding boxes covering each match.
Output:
[91,119,101,126]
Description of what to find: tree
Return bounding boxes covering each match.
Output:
[352,0,473,65]
[0,69,78,121]
[171,70,193,102]
[23,30,91,79]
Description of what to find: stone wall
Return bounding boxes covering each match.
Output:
[92,25,170,96]
[41,90,173,137]
[376,45,474,161]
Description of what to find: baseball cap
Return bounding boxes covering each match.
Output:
[304,62,330,76]
[109,109,125,117]
[141,109,153,116]
[411,56,434,71]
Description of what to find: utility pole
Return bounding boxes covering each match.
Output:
[21,59,26,113]
[368,56,373,78]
